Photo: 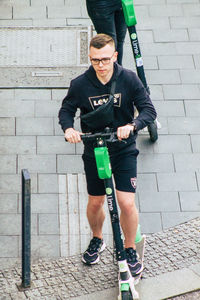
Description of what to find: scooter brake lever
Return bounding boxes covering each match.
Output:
[107,132,127,144]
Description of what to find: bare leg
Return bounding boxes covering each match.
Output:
[116,190,138,249]
[87,194,106,239]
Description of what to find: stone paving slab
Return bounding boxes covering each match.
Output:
[0,27,90,67]
[0,26,91,87]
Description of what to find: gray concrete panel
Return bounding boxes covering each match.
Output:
[179,191,200,211]
[31,235,60,257]
[16,117,54,135]
[135,0,165,3]
[0,236,18,257]
[157,172,198,191]
[39,214,59,235]
[0,99,35,117]
[0,155,16,174]
[180,70,200,83]
[0,19,33,27]
[137,173,158,192]
[154,100,185,117]
[0,175,20,193]
[174,153,200,172]
[163,84,200,100]
[168,117,200,134]
[136,136,154,154]
[32,18,66,27]
[136,17,170,30]
[0,118,15,136]
[149,4,183,17]
[0,89,14,99]
[57,155,84,173]
[0,214,21,235]
[47,6,81,18]
[38,174,59,193]
[37,136,75,154]
[153,29,188,42]
[162,212,200,229]
[139,191,180,212]
[138,153,174,173]
[170,16,200,29]
[0,67,87,88]
[15,88,51,100]
[18,155,56,173]
[35,100,61,117]
[51,88,67,100]
[153,135,192,153]
[158,55,194,69]
[149,85,164,101]
[31,194,58,214]
[0,136,36,155]
[142,42,177,56]
[31,0,64,5]
[189,28,200,41]
[185,100,200,116]
[0,6,12,19]
[0,194,18,213]
[139,212,162,233]
[182,4,200,16]
[146,70,181,84]
[191,135,200,152]
[13,6,46,19]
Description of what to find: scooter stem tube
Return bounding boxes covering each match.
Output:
[104,177,126,261]
[128,25,150,94]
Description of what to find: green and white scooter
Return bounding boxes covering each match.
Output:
[122,0,159,142]
[81,128,146,300]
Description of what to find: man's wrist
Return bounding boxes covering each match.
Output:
[128,122,137,131]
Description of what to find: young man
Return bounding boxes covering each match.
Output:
[58,34,156,278]
[86,0,127,65]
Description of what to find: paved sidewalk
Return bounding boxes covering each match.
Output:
[1,1,200,298]
[0,218,200,299]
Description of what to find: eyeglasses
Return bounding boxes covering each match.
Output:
[90,52,115,65]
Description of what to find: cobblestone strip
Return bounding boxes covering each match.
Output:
[0,218,200,299]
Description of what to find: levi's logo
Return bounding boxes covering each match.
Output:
[89,93,121,109]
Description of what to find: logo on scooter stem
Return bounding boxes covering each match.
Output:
[131,33,137,40]
[106,187,112,195]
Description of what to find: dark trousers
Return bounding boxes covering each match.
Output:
[86,0,127,65]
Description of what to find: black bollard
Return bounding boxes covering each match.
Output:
[21,169,31,288]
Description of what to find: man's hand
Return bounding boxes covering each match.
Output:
[64,128,82,143]
[117,124,134,141]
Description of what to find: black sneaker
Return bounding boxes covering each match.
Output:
[125,247,143,278]
[82,237,106,265]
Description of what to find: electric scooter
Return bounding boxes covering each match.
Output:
[122,0,159,142]
[81,128,146,300]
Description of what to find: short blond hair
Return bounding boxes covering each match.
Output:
[90,33,115,49]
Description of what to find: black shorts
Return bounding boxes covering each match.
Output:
[82,148,139,196]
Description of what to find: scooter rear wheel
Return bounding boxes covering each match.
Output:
[147,121,158,142]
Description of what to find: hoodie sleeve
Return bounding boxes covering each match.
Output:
[132,74,157,131]
[58,81,79,132]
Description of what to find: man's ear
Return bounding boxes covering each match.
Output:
[113,51,118,62]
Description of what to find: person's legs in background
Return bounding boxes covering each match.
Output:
[114,6,127,65]
[86,1,126,65]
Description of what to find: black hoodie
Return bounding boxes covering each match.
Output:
[58,63,157,155]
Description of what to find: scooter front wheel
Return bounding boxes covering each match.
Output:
[121,290,132,300]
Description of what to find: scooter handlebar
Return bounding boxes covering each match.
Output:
[65,128,133,143]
